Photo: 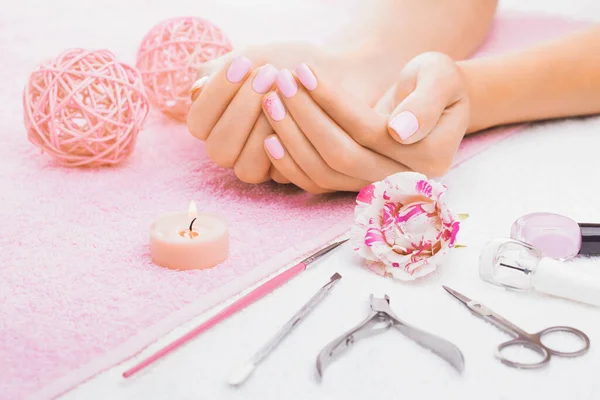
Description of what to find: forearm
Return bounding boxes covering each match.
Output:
[330,0,498,102]
[460,25,600,133]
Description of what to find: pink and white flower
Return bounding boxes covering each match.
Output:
[351,172,460,280]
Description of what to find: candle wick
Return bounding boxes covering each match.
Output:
[189,217,197,232]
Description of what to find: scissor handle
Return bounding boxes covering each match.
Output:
[495,326,590,369]
[532,326,591,357]
[495,339,551,369]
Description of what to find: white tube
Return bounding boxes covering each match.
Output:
[533,258,600,307]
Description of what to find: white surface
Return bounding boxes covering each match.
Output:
[56,1,600,399]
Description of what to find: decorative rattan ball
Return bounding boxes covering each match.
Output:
[135,17,233,121]
[23,48,149,167]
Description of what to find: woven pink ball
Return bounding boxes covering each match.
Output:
[136,17,232,121]
[23,48,149,167]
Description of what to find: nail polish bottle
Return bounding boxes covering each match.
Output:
[510,212,600,260]
[479,238,600,307]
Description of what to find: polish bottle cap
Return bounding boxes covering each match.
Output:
[579,223,600,256]
[510,212,600,260]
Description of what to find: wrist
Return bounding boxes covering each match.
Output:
[457,58,507,134]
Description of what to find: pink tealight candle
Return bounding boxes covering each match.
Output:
[150,201,229,270]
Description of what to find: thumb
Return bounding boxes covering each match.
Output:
[387,54,461,145]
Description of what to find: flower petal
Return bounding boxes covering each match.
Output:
[365,224,386,247]
[415,179,433,197]
[356,184,376,205]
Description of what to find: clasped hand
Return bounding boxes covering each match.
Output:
[187,49,470,193]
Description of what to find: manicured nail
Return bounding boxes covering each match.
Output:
[252,64,278,93]
[226,56,252,83]
[389,111,419,140]
[276,69,297,98]
[265,136,284,160]
[264,92,285,121]
[294,63,317,91]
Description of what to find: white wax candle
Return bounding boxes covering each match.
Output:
[150,202,229,270]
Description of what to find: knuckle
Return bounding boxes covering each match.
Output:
[352,126,377,148]
[205,139,235,169]
[234,163,268,184]
[271,174,286,184]
[273,176,289,184]
[310,172,335,191]
[327,146,357,173]
[269,169,282,183]
[415,51,453,67]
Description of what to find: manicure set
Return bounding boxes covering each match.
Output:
[124,211,598,384]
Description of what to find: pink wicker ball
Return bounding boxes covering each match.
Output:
[136,17,232,121]
[23,48,149,167]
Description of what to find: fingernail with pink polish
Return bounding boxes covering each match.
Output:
[226,56,252,84]
[389,111,419,140]
[265,136,284,160]
[276,69,297,98]
[252,64,278,93]
[295,63,317,91]
[264,92,285,121]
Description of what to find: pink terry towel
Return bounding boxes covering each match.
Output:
[0,9,589,400]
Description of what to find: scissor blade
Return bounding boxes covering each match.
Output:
[302,239,349,266]
[442,286,473,307]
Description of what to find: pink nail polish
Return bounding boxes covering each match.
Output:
[294,63,317,91]
[264,92,285,122]
[252,64,278,94]
[226,56,252,84]
[276,69,297,98]
[265,136,284,160]
[389,111,419,140]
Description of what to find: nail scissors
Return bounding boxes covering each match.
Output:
[315,294,465,379]
[443,286,590,369]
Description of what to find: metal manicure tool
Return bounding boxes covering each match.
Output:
[315,294,465,379]
[443,286,590,369]
[228,272,343,386]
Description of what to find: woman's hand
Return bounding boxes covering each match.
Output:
[282,53,469,179]
[260,52,470,192]
[372,52,470,176]
[259,66,409,194]
[186,44,341,185]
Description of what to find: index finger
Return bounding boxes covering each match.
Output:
[186,56,252,140]
[294,63,388,144]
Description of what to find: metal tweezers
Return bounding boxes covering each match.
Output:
[316,294,465,379]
